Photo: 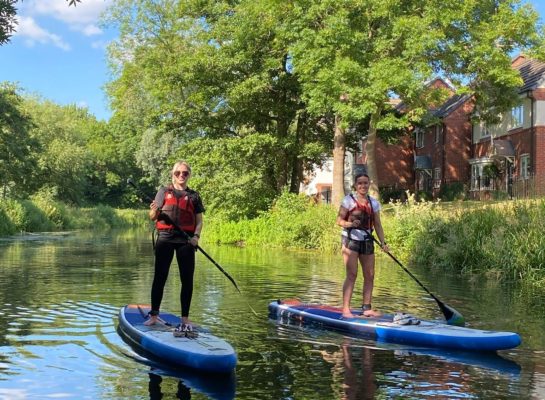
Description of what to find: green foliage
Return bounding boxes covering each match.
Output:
[105,0,333,196]
[173,134,280,220]
[0,197,148,235]
[0,0,17,45]
[438,182,466,201]
[205,191,338,251]
[0,83,37,198]
[383,198,545,286]
[0,199,20,235]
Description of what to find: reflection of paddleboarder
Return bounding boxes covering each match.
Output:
[341,344,377,400]
[320,340,377,400]
[148,372,191,400]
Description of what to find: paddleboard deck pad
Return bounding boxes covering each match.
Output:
[118,304,237,373]
[269,299,521,351]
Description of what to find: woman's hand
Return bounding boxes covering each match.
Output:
[189,234,200,247]
[380,242,389,252]
[149,201,160,220]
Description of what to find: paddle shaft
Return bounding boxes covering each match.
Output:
[359,227,461,324]
[127,178,242,294]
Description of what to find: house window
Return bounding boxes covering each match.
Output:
[482,123,491,138]
[433,167,441,188]
[520,154,530,179]
[511,105,523,129]
[435,125,443,144]
[470,162,493,190]
[415,129,424,148]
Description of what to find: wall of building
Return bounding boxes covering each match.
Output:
[473,96,532,142]
[362,134,414,190]
[443,100,473,182]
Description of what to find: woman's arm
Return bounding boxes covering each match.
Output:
[336,206,356,229]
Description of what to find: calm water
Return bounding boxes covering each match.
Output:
[1,229,545,399]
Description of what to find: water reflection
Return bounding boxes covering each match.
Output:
[270,318,525,399]
[0,230,544,399]
[146,369,236,400]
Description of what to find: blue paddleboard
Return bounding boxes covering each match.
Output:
[118,304,237,373]
[269,299,521,352]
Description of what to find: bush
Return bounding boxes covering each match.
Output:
[205,191,338,251]
[438,182,466,201]
[0,197,148,235]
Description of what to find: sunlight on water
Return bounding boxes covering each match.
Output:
[0,230,543,399]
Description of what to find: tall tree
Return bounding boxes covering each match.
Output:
[287,0,545,202]
[104,0,331,212]
[0,83,37,198]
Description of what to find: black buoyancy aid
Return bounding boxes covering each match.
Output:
[346,194,374,231]
[156,186,197,233]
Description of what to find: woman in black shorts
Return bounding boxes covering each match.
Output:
[336,173,389,319]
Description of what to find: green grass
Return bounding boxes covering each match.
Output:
[0,198,148,235]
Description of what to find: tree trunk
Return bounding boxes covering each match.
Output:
[289,111,307,193]
[332,114,346,206]
[365,107,382,200]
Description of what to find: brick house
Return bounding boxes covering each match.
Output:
[470,55,545,199]
[303,56,545,202]
[358,78,474,200]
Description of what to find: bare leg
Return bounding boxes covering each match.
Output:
[360,253,381,317]
[342,246,359,318]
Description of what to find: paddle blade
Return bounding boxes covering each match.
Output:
[440,302,465,326]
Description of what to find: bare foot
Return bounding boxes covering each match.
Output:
[362,309,382,317]
[144,315,159,326]
[342,312,356,319]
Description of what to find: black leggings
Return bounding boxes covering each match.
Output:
[150,239,196,318]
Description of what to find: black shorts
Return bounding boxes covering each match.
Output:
[342,237,374,255]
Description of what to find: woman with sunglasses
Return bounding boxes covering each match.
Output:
[144,160,205,336]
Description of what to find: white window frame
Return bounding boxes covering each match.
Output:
[511,105,523,129]
[435,124,443,144]
[520,154,530,179]
[470,160,494,191]
[433,167,441,188]
[415,128,424,148]
[481,123,491,138]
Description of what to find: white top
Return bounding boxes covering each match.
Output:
[340,194,381,241]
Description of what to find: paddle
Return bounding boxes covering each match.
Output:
[127,178,257,316]
[361,228,465,326]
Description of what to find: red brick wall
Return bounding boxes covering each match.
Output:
[443,100,473,182]
[535,126,545,194]
[361,134,414,190]
[530,88,545,100]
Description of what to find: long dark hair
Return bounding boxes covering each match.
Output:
[354,172,369,183]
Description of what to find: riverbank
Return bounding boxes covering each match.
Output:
[206,192,545,286]
[2,192,544,286]
[0,197,148,235]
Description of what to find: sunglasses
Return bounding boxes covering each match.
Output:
[174,170,190,177]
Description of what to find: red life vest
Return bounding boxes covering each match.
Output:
[346,194,374,231]
[155,186,197,233]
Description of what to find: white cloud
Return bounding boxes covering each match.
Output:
[15,16,71,51]
[20,0,112,36]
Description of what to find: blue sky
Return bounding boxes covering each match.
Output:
[1,1,544,122]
